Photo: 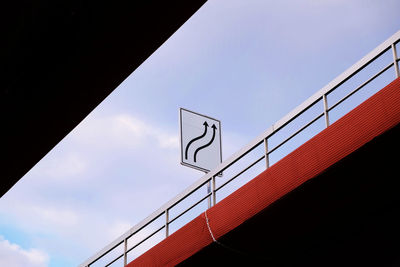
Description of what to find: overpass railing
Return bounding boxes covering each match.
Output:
[81,30,400,266]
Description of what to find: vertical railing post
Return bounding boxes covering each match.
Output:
[165,209,169,238]
[392,43,400,78]
[211,176,216,206]
[323,94,330,127]
[123,238,127,266]
[264,138,269,169]
[207,180,212,209]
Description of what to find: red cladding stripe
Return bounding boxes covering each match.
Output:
[128,78,400,266]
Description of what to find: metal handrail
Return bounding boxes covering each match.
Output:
[328,61,394,111]
[216,154,265,192]
[80,30,400,267]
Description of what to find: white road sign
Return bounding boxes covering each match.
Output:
[180,108,222,173]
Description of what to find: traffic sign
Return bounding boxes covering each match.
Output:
[180,108,222,173]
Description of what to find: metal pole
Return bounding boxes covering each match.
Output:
[323,94,330,127]
[123,239,127,266]
[165,209,169,237]
[392,44,400,78]
[207,181,212,209]
[212,176,216,206]
[264,138,269,169]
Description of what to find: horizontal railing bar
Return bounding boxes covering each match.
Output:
[169,193,212,225]
[126,225,165,255]
[166,180,211,211]
[268,112,325,155]
[268,38,398,144]
[85,240,124,266]
[270,96,323,135]
[328,62,394,112]
[217,140,265,174]
[104,224,165,267]
[326,47,391,97]
[104,253,123,267]
[271,33,400,140]
[122,211,165,246]
[323,41,397,96]
[216,155,265,192]
[82,212,165,266]
[80,30,400,267]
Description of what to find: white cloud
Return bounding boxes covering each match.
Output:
[115,114,179,149]
[70,113,179,151]
[0,201,80,232]
[0,236,49,267]
[32,206,79,227]
[32,153,87,182]
[45,153,86,178]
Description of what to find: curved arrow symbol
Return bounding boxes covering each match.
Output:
[185,121,209,160]
[194,124,217,162]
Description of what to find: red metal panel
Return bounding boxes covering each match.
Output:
[128,77,400,266]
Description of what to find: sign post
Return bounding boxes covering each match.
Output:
[179,108,222,208]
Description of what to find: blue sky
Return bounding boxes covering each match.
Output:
[1,1,400,266]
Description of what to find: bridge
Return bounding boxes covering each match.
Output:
[82,31,400,266]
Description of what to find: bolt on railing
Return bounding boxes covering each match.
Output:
[81,30,400,267]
